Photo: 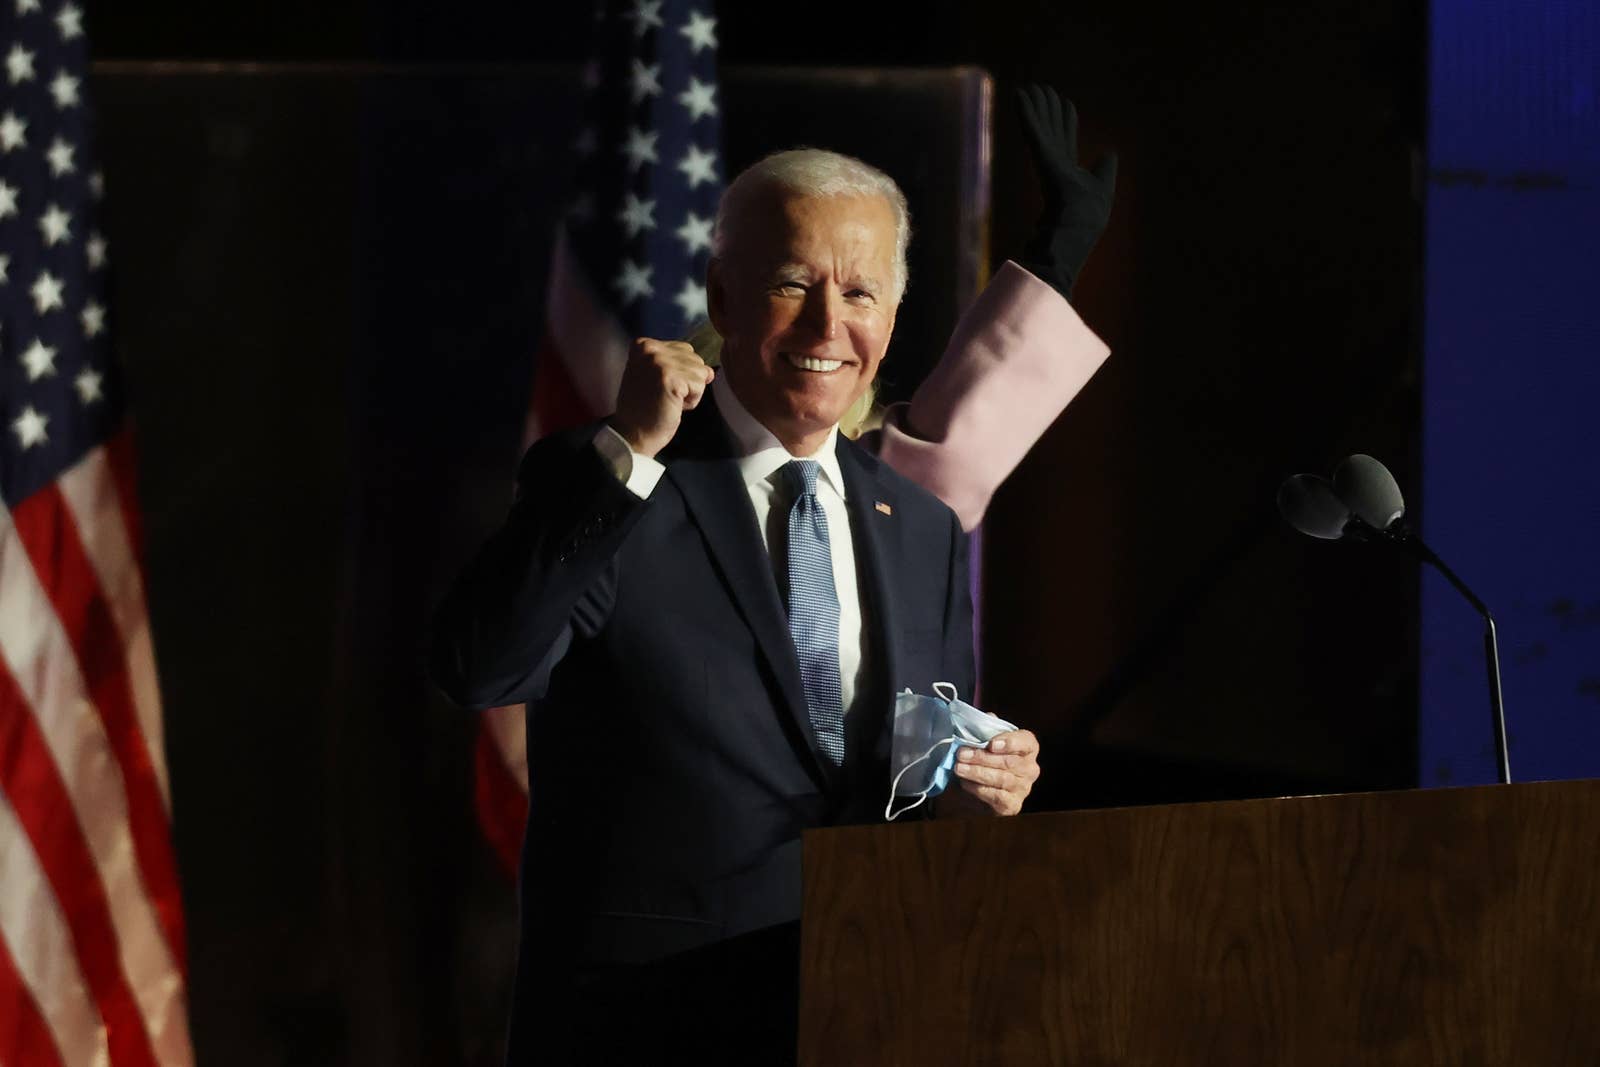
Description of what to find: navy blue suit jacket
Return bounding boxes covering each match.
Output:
[431,394,973,1038]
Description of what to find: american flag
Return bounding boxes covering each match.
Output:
[475,0,725,876]
[0,4,193,1066]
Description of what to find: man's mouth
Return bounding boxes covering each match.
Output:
[782,352,845,373]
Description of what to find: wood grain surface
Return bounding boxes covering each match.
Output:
[799,780,1600,1066]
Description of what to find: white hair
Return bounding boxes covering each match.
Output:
[712,148,912,302]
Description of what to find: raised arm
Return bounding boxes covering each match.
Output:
[429,426,644,709]
[873,85,1118,530]
[432,337,714,708]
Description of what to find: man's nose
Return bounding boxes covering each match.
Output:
[799,286,840,340]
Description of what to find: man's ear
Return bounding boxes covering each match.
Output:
[706,258,728,335]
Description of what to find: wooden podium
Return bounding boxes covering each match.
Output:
[799,780,1600,1065]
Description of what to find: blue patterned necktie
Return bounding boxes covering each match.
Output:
[781,460,847,767]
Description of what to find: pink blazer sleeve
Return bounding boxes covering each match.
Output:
[872,260,1111,530]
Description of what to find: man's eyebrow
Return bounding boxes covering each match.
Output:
[763,265,882,291]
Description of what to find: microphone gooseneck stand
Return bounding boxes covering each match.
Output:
[1279,460,1512,786]
[1386,528,1510,785]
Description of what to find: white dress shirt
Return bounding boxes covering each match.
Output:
[593,377,869,716]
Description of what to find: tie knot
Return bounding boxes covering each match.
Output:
[782,459,822,499]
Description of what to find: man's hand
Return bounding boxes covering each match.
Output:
[948,729,1041,816]
[609,338,715,458]
[1016,83,1117,299]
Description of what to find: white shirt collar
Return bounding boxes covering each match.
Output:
[714,376,846,500]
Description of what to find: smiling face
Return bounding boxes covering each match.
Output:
[707,190,900,456]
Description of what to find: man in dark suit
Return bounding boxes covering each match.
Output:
[432,149,1041,1064]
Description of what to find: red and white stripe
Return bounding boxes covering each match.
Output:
[520,229,632,449]
[0,430,193,1067]
[476,228,631,877]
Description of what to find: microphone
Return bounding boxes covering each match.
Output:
[1274,470,1386,544]
[1277,455,1511,784]
[1331,454,1405,531]
[1275,474,1351,540]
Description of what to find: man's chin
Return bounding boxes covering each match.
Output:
[764,404,849,451]
[777,392,852,429]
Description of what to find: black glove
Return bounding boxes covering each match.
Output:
[1015,84,1118,300]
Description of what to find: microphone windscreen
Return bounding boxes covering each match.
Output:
[1334,454,1405,530]
[1277,474,1350,539]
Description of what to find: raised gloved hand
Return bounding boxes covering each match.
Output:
[1015,84,1117,300]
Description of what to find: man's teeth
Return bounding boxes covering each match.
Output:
[784,353,844,372]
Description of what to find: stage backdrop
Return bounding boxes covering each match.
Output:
[1420,1,1600,786]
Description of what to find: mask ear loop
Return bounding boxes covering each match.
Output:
[931,681,960,704]
[885,737,958,821]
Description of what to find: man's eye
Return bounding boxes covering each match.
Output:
[846,288,875,301]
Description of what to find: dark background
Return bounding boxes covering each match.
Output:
[83,1,1425,1064]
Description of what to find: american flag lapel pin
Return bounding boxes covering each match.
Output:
[875,501,893,516]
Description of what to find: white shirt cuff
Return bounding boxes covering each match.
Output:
[592,424,667,499]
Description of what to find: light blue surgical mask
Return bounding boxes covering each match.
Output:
[885,683,1017,821]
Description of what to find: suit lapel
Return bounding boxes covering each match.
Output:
[664,400,833,787]
[836,437,902,738]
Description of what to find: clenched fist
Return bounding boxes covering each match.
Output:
[608,338,715,458]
